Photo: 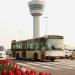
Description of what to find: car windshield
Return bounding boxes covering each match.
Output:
[73,49,75,51]
[0,46,4,51]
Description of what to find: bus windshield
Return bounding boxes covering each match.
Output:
[46,38,64,50]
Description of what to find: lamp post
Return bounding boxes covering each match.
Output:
[43,16,48,53]
[44,16,48,38]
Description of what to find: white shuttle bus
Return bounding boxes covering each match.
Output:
[11,35,65,61]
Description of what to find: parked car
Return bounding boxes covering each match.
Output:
[6,49,11,56]
[0,46,7,60]
[70,49,75,60]
[65,49,72,59]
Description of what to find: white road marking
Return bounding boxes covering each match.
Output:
[17,60,75,71]
[42,65,60,70]
[17,62,47,71]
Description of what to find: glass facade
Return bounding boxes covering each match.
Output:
[30,4,43,10]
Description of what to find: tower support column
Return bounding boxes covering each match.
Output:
[33,16,40,38]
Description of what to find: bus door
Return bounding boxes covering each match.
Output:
[41,47,46,60]
[22,51,26,58]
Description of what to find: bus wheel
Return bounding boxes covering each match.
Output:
[16,53,19,59]
[34,53,38,61]
[50,57,55,61]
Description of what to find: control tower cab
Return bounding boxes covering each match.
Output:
[28,0,45,38]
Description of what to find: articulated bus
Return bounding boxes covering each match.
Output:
[11,35,65,61]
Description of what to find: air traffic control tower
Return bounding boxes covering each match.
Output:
[28,0,45,38]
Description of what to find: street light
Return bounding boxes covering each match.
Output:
[44,16,48,38]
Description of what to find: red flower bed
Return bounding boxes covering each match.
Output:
[0,59,52,75]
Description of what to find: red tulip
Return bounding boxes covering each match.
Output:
[25,69,30,75]
[9,70,14,75]
[15,67,19,72]
[39,72,46,75]
[10,69,14,74]
[21,70,25,75]
[30,70,36,75]
[1,70,7,75]
[16,70,21,75]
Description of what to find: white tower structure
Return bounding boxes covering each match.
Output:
[28,0,45,38]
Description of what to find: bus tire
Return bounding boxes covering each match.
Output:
[51,58,55,61]
[50,57,55,61]
[34,53,38,61]
[16,53,19,59]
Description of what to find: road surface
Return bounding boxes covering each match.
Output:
[7,55,75,75]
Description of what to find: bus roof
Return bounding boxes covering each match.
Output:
[12,35,64,43]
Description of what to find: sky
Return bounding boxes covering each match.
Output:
[0,0,75,49]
